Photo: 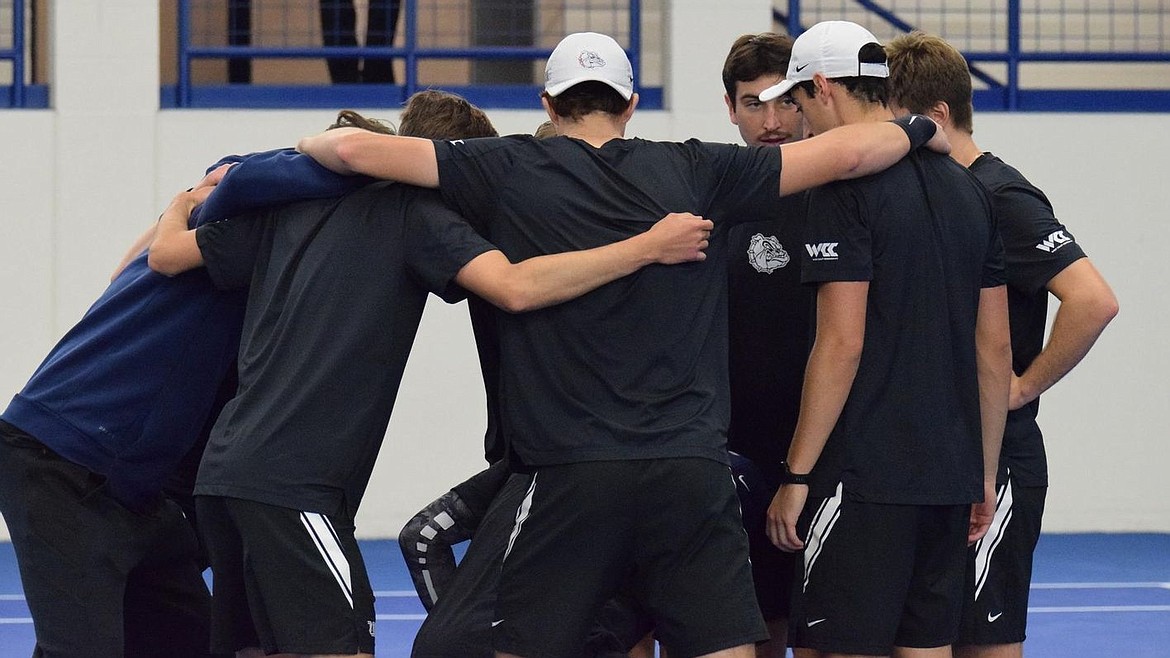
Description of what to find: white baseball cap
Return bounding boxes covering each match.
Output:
[758,21,889,102]
[544,32,634,100]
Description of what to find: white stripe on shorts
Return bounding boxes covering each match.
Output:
[803,482,844,591]
[973,476,1014,602]
[300,512,354,609]
[503,472,538,562]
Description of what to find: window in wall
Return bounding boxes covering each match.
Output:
[162,0,664,109]
[0,0,48,108]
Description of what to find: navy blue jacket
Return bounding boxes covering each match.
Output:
[2,149,370,509]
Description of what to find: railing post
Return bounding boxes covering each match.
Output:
[178,0,191,107]
[1007,0,1021,110]
[788,0,801,36]
[630,0,641,92]
[405,0,417,100]
[13,0,25,107]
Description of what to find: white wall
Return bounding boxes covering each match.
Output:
[0,1,1166,539]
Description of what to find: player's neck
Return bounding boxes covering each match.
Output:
[839,101,893,127]
[559,113,625,148]
[947,130,983,168]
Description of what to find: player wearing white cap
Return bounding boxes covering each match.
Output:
[761,21,1013,658]
[298,30,949,658]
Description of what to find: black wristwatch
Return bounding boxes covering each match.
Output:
[779,461,812,486]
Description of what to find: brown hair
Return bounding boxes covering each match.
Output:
[543,81,630,121]
[721,33,794,106]
[885,31,974,133]
[327,109,396,134]
[533,120,558,139]
[398,90,498,140]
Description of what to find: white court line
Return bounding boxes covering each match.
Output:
[1031,581,1170,589]
[3,585,1165,626]
[1029,605,1170,613]
[0,590,423,601]
[0,606,1166,625]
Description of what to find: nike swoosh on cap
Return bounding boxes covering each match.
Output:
[795,63,810,72]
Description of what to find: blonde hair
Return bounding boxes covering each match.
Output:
[885,32,975,133]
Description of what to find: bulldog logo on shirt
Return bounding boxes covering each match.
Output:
[747,233,789,274]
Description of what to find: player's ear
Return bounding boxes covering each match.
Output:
[622,93,640,123]
[725,93,738,125]
[540,93,557,124]
[927,100,950,127]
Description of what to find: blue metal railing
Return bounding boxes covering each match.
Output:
[0,0,46,108]
[167,0,661,110]
[781,0,1170,112]
[172,1,1170,112]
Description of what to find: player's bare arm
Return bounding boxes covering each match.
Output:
[970,284,1012,544]
[767,281,868,552]
[1010,258,1118,409]
[776,116,949,196]
[147,164,232,276]
[297,127,440,187]
[456,212,713,313]
[110,223,159,281]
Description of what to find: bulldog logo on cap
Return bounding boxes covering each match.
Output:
[578,50,607,69]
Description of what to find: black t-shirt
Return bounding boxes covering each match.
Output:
[465,295,506,463]
[194,183,494,518]
[434,135,781,467]
[802,150,1006,505]
[970,153,1087,487]
[726,192,813,483]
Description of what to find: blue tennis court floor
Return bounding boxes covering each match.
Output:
[1,533,1167,656]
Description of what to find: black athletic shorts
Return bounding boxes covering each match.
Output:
[492,458,768,658]
[730,452,796,621]
[412,472,530,658]
[412,471,655,658]
[195,495,375,655]
[789,484,969,655]
[958,477,1047,646]
[0,420,214,658]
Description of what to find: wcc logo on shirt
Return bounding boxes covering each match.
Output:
[1035,230,1074,253]
[747,233,790,273]
[805,242,839,261]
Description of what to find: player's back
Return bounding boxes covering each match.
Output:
[197,183,461,517]
[433,135,784,467]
